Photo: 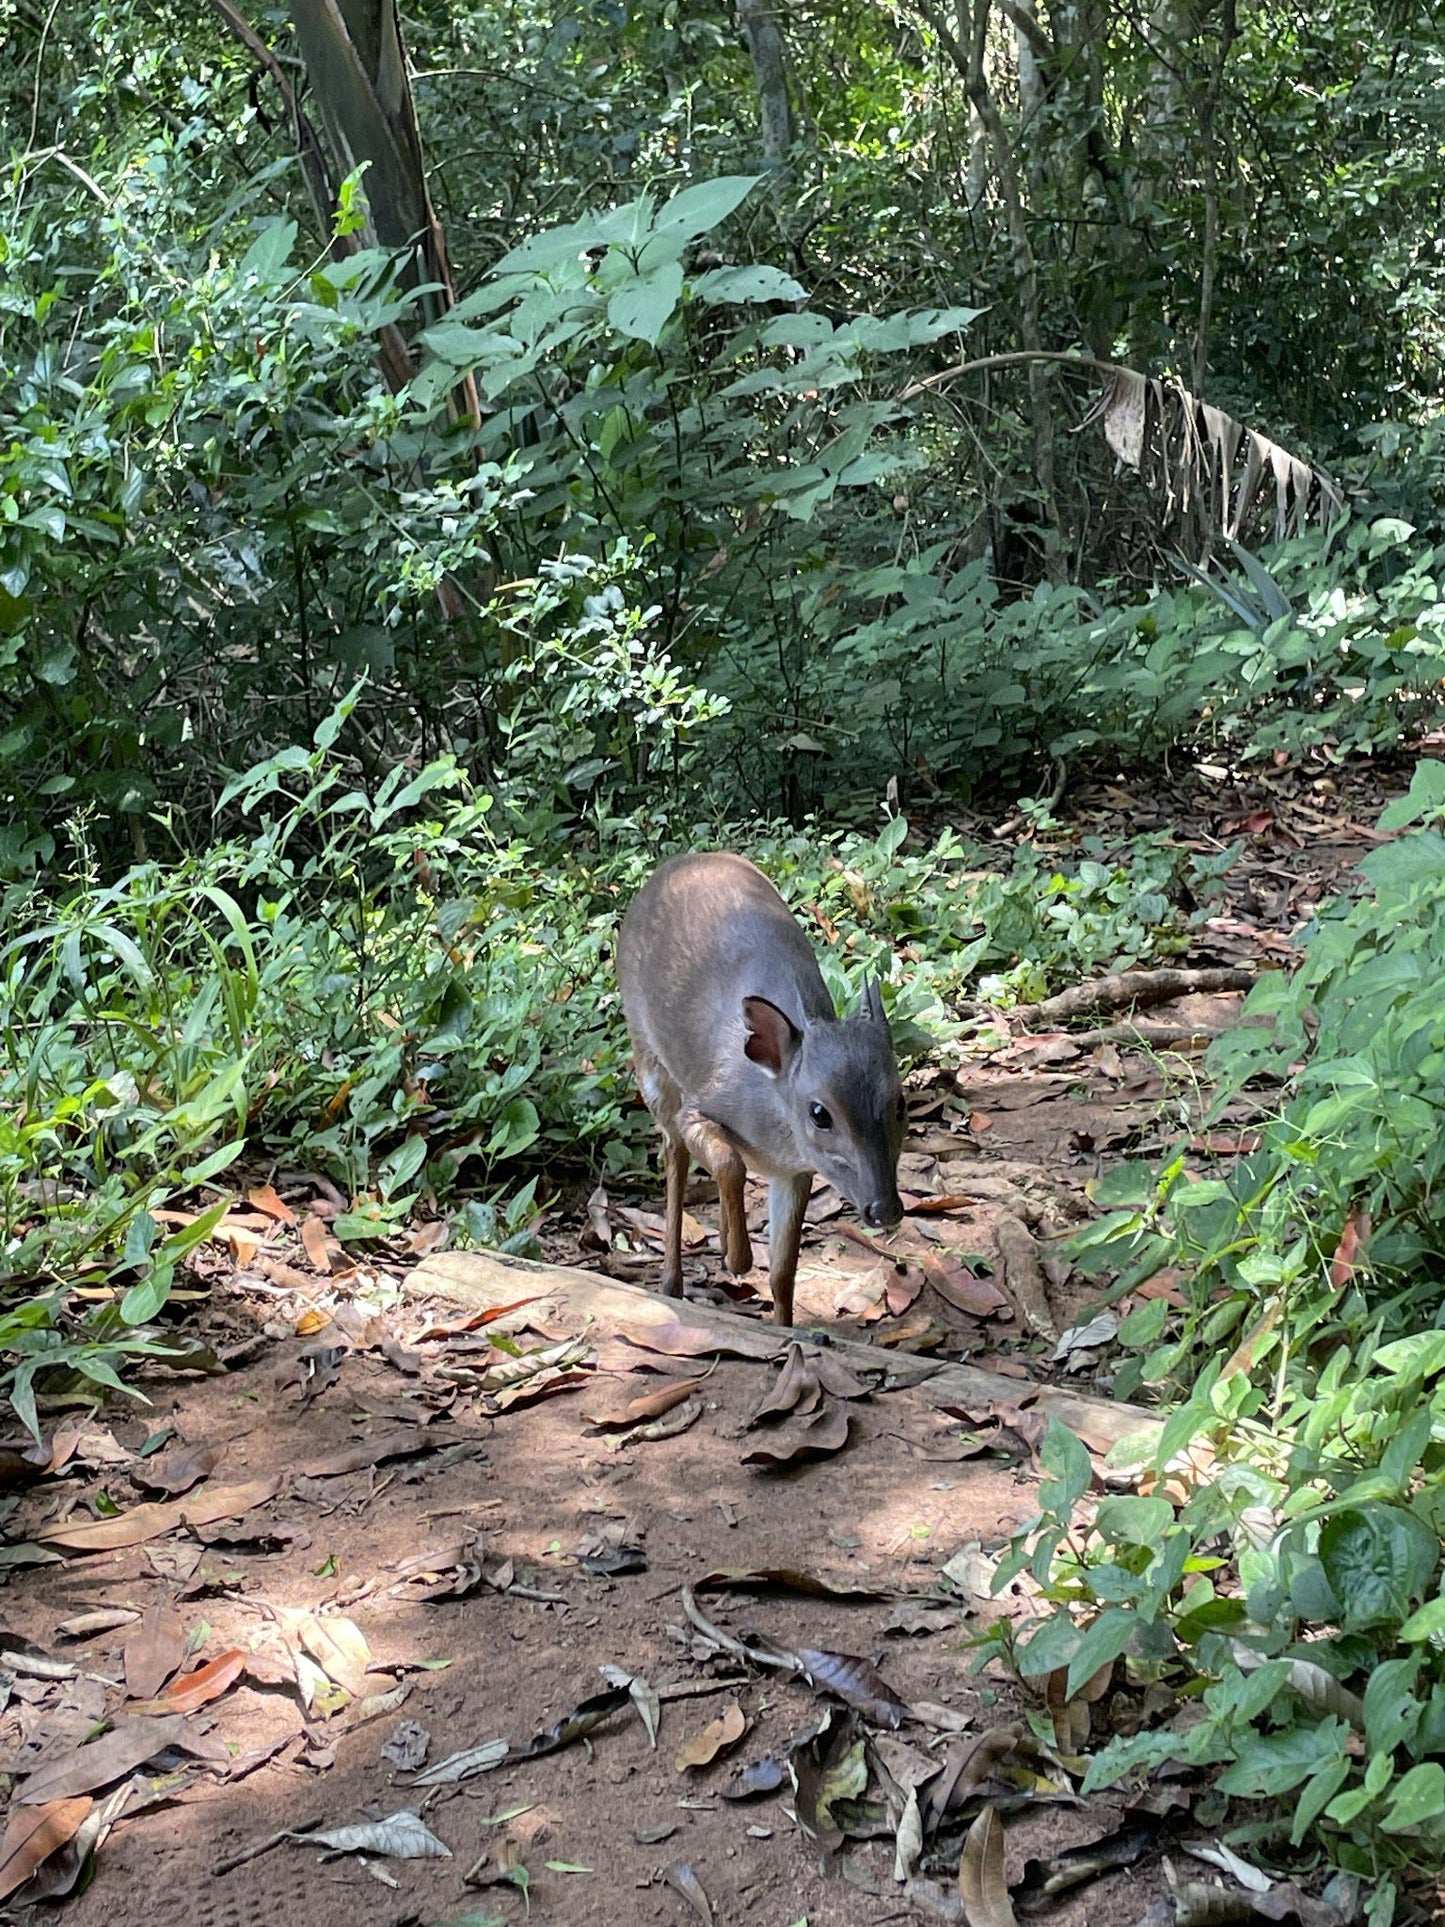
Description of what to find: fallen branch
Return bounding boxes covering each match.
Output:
[403,1249,1160,1457]
[1087,1020,1224,1049]
[1019,966,1253,1028]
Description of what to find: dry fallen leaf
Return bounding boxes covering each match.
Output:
[285,1810,451,1859]
[132,1441,221,1497]
[582,1379,699,1430]
[123,1599,185,1700]
[664,1860,715,1926]
[128,1649,247,1717]
[740,1399,851,1469]
[694,1567,896,1603]
[35,1478,279,1552]
[248,1183,295,1225]
[296,1613,372,1699]
[959,1804,1018,1927]
[18,1716,192,1804]
[0,1797,93,1902]
[381,1720,430,1772]
[301,1215,334,1271]
[55,1609,140,1643]
[674,1702,747,1772]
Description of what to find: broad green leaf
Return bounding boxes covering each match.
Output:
[1382,1760,1445,1832]
[692,265,806,305]
[608,262,685,345]
[654,174,760,240]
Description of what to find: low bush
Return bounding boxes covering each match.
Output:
[992,760,1445,1922]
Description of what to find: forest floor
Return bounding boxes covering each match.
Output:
[0,756,1411,1927]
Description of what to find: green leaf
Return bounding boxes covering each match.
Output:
[1319,1505,1439,1630]
[654,174,760,240]
[1400,1595,1445,1643]
[692,264,806,305]
[239,218,298,283]
[1290,1755,1352,1846]
[119,1262,175,1327]
[1382,1760,1445,1831]
[1038,1418,1093,1515]
[608,262,685,345]
[1066,1607,1137,1695]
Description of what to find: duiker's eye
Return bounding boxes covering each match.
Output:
[809,1102,834,1130]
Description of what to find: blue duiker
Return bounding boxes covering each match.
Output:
[616,852,905,1326]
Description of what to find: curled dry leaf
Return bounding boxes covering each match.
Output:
[339,1681,411,1733]
[297,1613,372,1700]
[35,1478,279,1552]
[55,1609,140,1643]
[513,1683,632,1760]
[285,1809,450,1860]
[894,1784,924,1884]
[695,1567,896,1602]
[929,1724,1026,1825]
[583,1379,699,1431]
[740,1399,851,1470]
[959,1805,1018,1927]
[797,1648,911,1728]
[381,1720,430,1772]
[1014,1820,1164,1905]
[623,1394,703,1444]
[0,1797,93,1902]
[673,1702,747,1772]
[407,1738,509,1788]
[616,1317,783,1363]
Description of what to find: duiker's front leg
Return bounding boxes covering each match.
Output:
[659,1135,689,1297]
[679,1109,752,1275]
[766,1173,810,1327]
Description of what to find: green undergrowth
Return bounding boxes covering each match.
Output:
[0,689,1223,1432]
[993,758,1445,1921]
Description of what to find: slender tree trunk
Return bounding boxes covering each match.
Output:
[1191,0,1237,393]
[916,0,1063,574]
[736,0,795,167]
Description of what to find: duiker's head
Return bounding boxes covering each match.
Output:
[742,978,905,1228]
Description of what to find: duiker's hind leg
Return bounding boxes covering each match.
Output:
[679,1109,752,1276]
[630,1041,692,1300]
[659,1135,689,1297]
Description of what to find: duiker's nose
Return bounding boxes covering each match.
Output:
[864,1198,901,1229]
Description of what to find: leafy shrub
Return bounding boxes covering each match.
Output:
[0,694,1217,1431]
[992,761,1445,1919]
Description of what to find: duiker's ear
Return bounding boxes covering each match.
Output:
[742,997,802,1076]
[857,975,887,1024]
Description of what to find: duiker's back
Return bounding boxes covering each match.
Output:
[617,852,832,1090]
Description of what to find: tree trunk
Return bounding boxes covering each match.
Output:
[736,0,795,167]
[286,0,460,329]
[916,0,1063,575]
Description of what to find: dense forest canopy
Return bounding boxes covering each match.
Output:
[2,0,1445,871]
